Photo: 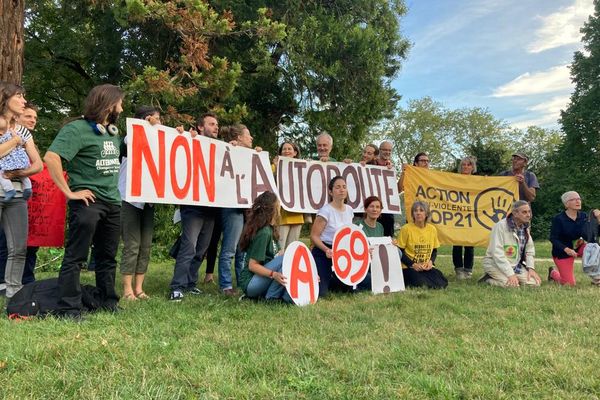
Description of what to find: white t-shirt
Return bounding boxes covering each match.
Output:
[317,203,354,244]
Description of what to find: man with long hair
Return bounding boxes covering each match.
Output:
[45,84,124,319]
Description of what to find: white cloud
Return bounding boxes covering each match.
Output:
[528,0,594,53]
[509,95,571,129]
[492,65,571,97]
[527,95,570,114]
[412,0,506,50]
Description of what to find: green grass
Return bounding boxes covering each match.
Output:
[1,245,597,399]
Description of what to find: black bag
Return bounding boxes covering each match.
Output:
[582,209,599,243]
[6,278,103,318]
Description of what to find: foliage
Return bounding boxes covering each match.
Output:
[534,1,600,239]
[3,256,600,399]
[23,0,409,158]
[376,97,561,176]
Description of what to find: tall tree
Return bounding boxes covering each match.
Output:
[534,1,600,237]
[0,0,25,83]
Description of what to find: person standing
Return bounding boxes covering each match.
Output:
[118,106,161,300]
[217,124,261,296]
[376,141,395,237]
[0,83,43,298]
[168,115,219,301]
[501,152,539,203]
[45,84,124,318]
[453,156,477,280]
[0,102,40,287]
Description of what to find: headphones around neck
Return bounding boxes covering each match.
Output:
[86,119,119,136]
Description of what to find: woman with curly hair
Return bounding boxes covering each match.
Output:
[238,191,289,301]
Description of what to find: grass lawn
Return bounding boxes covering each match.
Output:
[1,242,598,399]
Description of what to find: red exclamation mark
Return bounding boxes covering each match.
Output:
[379,245,391,293]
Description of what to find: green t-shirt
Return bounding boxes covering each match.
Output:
[356,219,384,238]
[48,119,121,205]
[239,226,280,292]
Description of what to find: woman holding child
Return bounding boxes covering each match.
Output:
[0,82,43,298]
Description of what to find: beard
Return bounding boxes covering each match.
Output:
[107,109,121,125]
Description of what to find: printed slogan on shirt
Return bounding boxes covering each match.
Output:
[404,166,519,247]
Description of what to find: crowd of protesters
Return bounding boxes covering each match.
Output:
[1,81,599,320]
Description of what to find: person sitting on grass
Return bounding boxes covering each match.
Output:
[238,191,290,302]
[549,191,600,286]
[480,200,541,288]
[310,176,355,297]
[355,195,402,290]
[396,200,448,289]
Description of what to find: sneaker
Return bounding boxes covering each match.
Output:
[464,270,473,279]
[169,291,184,302]
[455,269,466,280]
[238,294,247,302]
[185,287,203,295]
[222,288,238,297]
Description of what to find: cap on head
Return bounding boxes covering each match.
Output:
[512,152,528,161]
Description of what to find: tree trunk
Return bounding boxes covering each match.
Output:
[0,0,25,84]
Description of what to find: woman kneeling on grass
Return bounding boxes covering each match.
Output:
[238,191,290,302]
[549,191,600,286]
[396,200,448,289]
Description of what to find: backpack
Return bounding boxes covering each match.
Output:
[583,243,600,278]
[582,209,599,243]
[6,278,103,319]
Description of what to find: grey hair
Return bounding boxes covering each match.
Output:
[411,200,430,222]
[561,191,579,206]
[460,156,477,173]
[511,200,530,212]
[316,131,333,146]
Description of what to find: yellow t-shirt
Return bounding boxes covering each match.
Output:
[396,223,440,268]
[272,163,304,225]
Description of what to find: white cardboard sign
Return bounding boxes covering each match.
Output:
[331,225,371,288]
[368,237,405,294]
[282,241,319,306]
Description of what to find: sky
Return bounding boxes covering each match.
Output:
[392,0,595,129]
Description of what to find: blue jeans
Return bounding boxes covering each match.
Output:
[245,255,290,301]
[170,205,215,291]
[217,208,244,290]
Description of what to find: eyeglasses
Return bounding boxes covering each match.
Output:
[567,198,581,202]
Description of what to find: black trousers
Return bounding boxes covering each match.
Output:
[378,213,395,237]
[57,199,121,315]
[452,246,474,271]
[403,267,448,289]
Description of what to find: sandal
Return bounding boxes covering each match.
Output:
[135,291,150,300]
[123,292,138,301]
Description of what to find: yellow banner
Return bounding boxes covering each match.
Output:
[404,166,519,247]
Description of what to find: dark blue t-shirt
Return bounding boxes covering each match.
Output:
[549,211,587,259]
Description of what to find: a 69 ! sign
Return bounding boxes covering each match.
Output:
[332,225,370,288]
